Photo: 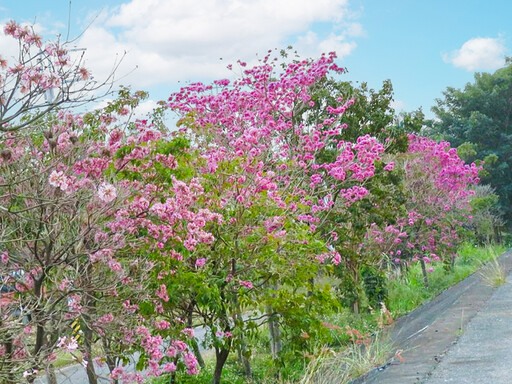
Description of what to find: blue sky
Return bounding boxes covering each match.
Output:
[1,0,510,118]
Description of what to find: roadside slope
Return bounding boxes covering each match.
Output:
[357,249,512,384]
[424,264,512,383]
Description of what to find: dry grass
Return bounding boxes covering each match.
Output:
[479,255,507,287]
[299,332,393,384]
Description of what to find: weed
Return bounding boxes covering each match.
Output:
[479,254,507,287]
[300,332,393,384]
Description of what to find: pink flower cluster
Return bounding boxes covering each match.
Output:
[364,135,480,271]
[48,170,71,192]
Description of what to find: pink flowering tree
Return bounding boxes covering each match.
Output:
[0,108,131,383]
[0,87,210,383]
[0,20,115,133]
[363,135,480,288]
[395,135,480,286]
[0,21,202,383]
[147,52,401,383]
[103,125,219,381]
[293,67,476,311]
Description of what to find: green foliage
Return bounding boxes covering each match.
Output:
[307,78,423,154]
[468,185,504,244]
[429,61,512,223]
[303,78,417,314]
[387,243,507,316]
[456,142,478,162]
[334,264,361,310]
[361,266,388,309]
[150,352,307,384]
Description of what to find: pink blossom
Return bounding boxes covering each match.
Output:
[97,313,114,324]
[183,352,199,375]
[155,320,170,330]
[110,367,124,380]
[0,251,8,263]
[98,182,117,203]
[239,280,253,289]
[48,170,70,191]
[163,362,177,372]
[195,258,207,267]
[58,278,71,291]
[123,300,139,314]
[172,340,188,352]
[68,295,82,313]
[155,284,169,302]
[384,162,395,171]
[57,336,78,351]
[182,328,195,339]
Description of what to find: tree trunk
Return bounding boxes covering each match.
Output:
[212,348,230,384]
[267,283,282,359]
[352,266,360,314]
[32,278,46,359]
[83,320,98,384]
[4,340,15,384]
[45,364,58,384]
[45,330,60,384]
[186,301,205,369]
[83,282,98,383]
[353,299,360,314]
[29,277,46,383]
[232,299,251,379]
[420,259,430,288]
[267,308,282,359]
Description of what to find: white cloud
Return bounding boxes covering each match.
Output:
[0,28,21,62]
[75,0,360,90]
[343,22,365,38]
[390,100,406,111]
[295,30,357,59]
[133,99,159,118]
[443,37,506,71]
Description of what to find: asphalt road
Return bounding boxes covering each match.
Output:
[34,362,112,384]
[357,249,512,384]
[424,267,512,383]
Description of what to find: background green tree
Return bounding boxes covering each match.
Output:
[303,77,422,313]
[429,58,512,224]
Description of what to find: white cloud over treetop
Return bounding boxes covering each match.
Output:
[390,100,406,112]
[77,0,361,89]
[443,37,506,71]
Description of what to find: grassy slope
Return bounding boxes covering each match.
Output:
[387,243,507,317]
